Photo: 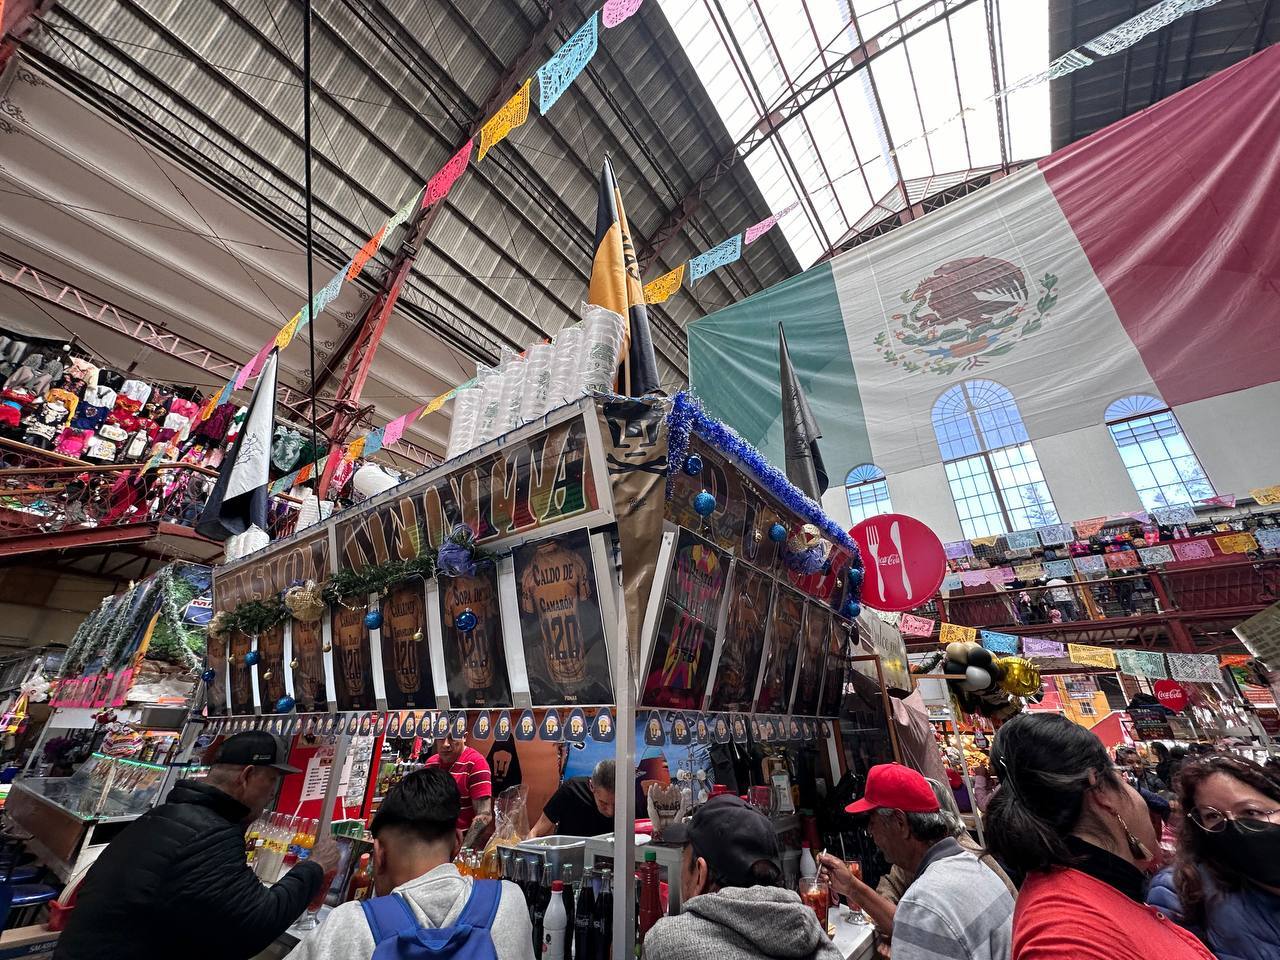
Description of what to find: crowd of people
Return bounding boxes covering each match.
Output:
[47,720,1280,960]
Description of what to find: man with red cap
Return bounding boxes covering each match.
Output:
[821,763,1012,960]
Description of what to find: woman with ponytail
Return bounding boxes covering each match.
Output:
[985,713,1213,960]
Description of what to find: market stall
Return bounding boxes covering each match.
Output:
[207,392,900,959]
[8,562,213,886]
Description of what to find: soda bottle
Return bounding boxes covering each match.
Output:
[542,879,568,960]
[531,860,551,953]
[574,869,595,960]
[638,850,662,943]
[560,864,576,960]
[591,868,612,960]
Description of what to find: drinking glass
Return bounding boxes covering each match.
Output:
[844,860,870,925]
[799,877,830,929]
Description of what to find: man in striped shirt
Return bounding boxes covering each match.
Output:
[425,735,493,848]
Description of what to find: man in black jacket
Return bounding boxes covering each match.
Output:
[55,731,340,960]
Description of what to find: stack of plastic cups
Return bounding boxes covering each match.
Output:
[445,368,486,459]
[518,342,553,425]
[473,365,506,445]
[494,352,526,437]
[548,324,584,408]
[579,304,626,395]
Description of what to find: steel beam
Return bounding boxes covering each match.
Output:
[314,0,576,497]
[0,0,51,72]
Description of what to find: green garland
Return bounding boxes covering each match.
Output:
[321,553,437,605]
[148,566,207,671]
[217,598,290,638]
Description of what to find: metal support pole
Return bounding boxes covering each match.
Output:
[612,543,636,960]
[303,0,319,468]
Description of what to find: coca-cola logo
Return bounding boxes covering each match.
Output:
[1153,679,1188,713]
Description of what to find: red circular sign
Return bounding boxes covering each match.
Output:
[849,513,947,612]
[1153,679,1189,713]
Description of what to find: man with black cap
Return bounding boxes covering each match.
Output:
[642,794,841,960]
[819,763,1012,960]
[55,731,341,960]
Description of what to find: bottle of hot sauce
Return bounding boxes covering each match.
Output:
[637,850,662,944]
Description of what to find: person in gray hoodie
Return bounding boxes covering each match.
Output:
[642,794,841,960]
[289,768,533,960]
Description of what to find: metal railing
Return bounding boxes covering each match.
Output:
[920,558,1280,634]
[0,438,299,545]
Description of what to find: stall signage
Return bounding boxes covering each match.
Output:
[213,530,330,609]
[337,415,597,571]
[1153,679,1189,713]
[1127,706,1174,741]
[850,514,947,612]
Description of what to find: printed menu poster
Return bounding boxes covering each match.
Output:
[381,582,435,709]
[819,616,850,717]
[439,567,512,708]
[641,529,728,709]
[256,622,287,709]
[229,631,254,715]
[332,605,376,712]
[793,602,829,715]
[710,563,774,712]
[515,531,613,706]
[755,587,805,714]
[290,617,328,712]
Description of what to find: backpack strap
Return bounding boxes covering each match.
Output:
[362,892,420,943]
[456,879,502,930]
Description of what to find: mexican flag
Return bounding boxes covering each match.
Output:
[689,44,1280,482]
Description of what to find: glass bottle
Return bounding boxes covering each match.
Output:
[592,868,612,960]
[574,869,595,960]
[560,864,576,960]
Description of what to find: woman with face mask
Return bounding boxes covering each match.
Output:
[1146,755,1280,960]
[984,713,1214,960]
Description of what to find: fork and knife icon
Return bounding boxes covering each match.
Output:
[864,520,913,603]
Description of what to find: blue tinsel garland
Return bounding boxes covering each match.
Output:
[665,391,861,564]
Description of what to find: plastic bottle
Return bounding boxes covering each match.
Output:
[574,869,595,960]
[592,868,612,960]
[637,850,662,943]
[800,842,817,880]
[542,880,567,960]
[245,815,265,866]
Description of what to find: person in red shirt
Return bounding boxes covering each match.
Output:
[984,713,1215,960]
[425,735,493,848]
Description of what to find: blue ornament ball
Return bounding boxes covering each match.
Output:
[682,454,703,477]
[693,490,717,517]
[843,601,862,620]
[244,649,261,667]
[201,668,216,684]
[455,608,478,633]
[364,608,384,631]
[275,696,296,714]
[768,522,788,543]
[847,566,864,588]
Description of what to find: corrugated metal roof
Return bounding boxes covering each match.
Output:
[22,0,802,392]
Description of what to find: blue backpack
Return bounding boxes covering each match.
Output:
[362,880,501,960]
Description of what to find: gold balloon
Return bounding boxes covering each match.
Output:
[998,656,1041,697]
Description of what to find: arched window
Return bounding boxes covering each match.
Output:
[1104,395,1213,510]
[845,464,892,526]
[932,380,1060,538]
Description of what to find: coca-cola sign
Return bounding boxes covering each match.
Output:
[1154,679,1189,713]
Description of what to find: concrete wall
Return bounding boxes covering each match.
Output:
[829,384,1280,535]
